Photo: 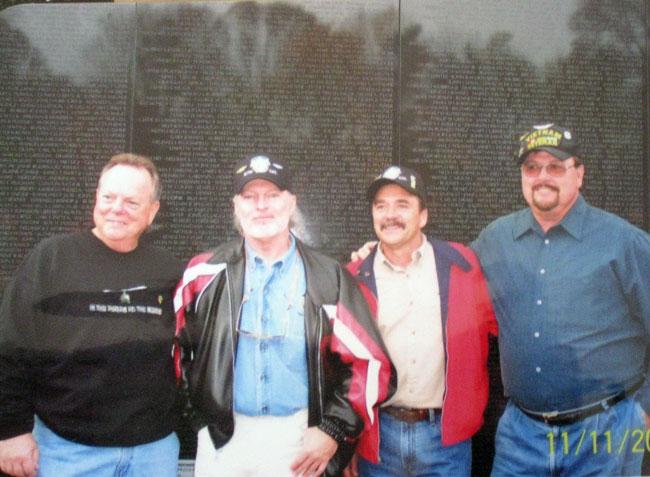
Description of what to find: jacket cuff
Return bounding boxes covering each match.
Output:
[318,417,349,445]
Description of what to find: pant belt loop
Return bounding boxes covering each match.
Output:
[600,398,611,411]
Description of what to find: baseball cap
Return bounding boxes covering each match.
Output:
[366,165,426,204]
[233,155,291,194]
[516,123,580,163]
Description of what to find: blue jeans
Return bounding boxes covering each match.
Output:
[358,410,471,477]
[491,399,645,476]
[33,417,179,477]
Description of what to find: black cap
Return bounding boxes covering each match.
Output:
[517,124,580,163]
[233,155,291,194]
[367,165,426,204]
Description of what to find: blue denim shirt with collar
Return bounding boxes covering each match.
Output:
[472,195,650,413]
[234,234,308,416]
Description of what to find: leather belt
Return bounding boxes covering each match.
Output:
[382,406,441,423]
[517,381,642,426]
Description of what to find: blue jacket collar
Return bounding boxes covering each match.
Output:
[355,237,471,296]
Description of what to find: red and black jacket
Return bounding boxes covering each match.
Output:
[347,238,497,461]
[174,238,396,476]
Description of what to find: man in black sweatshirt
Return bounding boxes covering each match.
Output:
[0,154,182,477]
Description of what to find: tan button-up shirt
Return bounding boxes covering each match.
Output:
[374,236,445,408]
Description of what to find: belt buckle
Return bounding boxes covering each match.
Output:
[385,407,429,423]
[402,408,425,423]
[599,398,611,411]
[541,410,559,424]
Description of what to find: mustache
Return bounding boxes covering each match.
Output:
[533,183,559,193]
[380,219,406,230]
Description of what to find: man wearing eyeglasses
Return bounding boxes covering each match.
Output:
[472,124,650,476]
[174,155,395,477]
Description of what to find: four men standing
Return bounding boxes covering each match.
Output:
[1,127,648,476]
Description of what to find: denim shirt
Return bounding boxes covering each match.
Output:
[234,236,308,416]
[472,195,650,412]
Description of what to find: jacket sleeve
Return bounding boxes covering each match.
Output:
[466,247,498,337]
[172,252,220,382]
[0,246,43,440]
[318,265,396,442]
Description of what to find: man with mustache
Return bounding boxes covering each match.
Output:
[472,124,650,476]
[174,155,395,477]
[345,166,497,476]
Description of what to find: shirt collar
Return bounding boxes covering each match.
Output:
[244,234,298,274]
[513,195,586,241]
[377,233,427,271]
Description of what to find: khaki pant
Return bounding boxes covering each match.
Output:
[194,409,308,477]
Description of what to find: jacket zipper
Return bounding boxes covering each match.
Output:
[316,306,325,418]
[225,268,239,366]
[441,310,449,434]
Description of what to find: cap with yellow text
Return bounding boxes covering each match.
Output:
[517,124,580,164]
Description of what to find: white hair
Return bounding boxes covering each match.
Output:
[231,204,312,244]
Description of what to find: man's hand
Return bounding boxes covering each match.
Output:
[0,433,39,477]
[644,412,650,429]
[290,426,338,477]
[342,453,358,477]
[350,241,377,262]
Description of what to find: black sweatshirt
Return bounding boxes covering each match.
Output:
[0,231,183,446]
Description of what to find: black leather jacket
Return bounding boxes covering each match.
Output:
[175,238,395,476]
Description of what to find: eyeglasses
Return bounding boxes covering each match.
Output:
[236,294,305,340]
[522,162,577,178]
[236,260,303,341]
[237,313,291,341]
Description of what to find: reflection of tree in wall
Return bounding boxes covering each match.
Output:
[1,1,646,284]
[0,1,398,285]
[0,18,42,281]
[0,17,132,288]
[399,0,646,243]
[399,25,539,240]
[553,0,646,226]
[100,1,398,258]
